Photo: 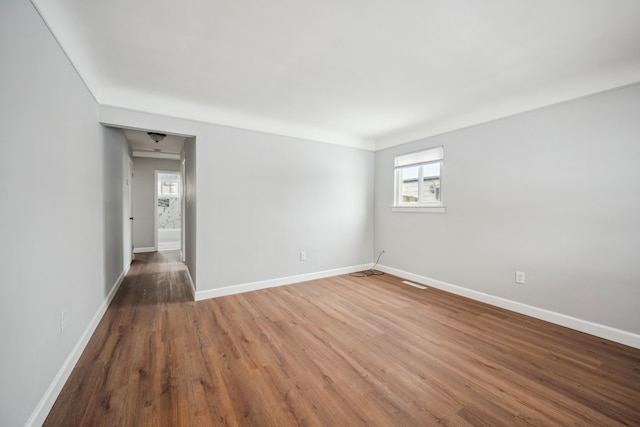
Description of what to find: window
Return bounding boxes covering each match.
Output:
[393,146,444,212]
[160,181,179,195]
[158,173,180,197]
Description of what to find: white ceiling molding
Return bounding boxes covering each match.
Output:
[101,89,374,150]
[374,75,640,150]
[32,0,640,150]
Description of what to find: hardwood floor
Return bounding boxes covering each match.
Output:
[44,251,640,426]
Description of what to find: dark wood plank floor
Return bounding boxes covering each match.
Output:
[44,251,640,426]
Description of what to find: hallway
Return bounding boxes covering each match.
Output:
[43,251,194,425]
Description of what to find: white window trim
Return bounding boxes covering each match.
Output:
[391,205,446,213]
[393,146,445,213]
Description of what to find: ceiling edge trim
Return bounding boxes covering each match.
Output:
[374,80,640,151]
[98,103,375,151]
[29,0,99,105]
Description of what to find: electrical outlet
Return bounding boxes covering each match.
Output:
[300,251,306,261]
[515,271,525,284]
[60,310,66,333]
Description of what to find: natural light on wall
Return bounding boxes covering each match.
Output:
[393,146,445,213]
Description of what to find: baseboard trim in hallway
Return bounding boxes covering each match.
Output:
[133,247,155,253]
[186,267,196,300]
[26,265,130,427]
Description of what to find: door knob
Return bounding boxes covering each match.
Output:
[129,217,134,220]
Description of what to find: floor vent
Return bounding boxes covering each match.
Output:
[402,280,427,290]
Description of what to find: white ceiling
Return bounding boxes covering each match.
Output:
[33,0,640,150]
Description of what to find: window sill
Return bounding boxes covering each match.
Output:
[392,205,446,213]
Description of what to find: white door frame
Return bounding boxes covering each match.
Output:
[155,170,182,252]
[181,158,186,262]
[128,158,134,262]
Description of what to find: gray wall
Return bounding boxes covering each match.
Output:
[132,157,180,250]
[183,137,197,287]
[375,84,640,334]
[4,0,636,424]
[1,2,636,424]
[0,0,130,425]
[99,107,376,292]
[196,127,374,288]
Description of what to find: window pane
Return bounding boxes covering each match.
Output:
[160,182,178,196]
[421,163,441,202]
[421,178,440,202]
[400,166,419,202]
[393,148,444,207]
[158,173,181,197]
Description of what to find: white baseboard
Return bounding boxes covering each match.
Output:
[133,247,155,253]
[195,264,371,301]
[26,264,130,427]
[377,264,640,350]
[185,267,196,300]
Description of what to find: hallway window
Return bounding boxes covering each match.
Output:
[158,174,180,197]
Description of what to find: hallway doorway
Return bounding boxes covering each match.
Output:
[155,171,182,251]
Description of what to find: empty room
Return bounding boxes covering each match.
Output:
[1,0,639,426]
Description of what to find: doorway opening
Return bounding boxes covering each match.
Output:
[155,171,182,251]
